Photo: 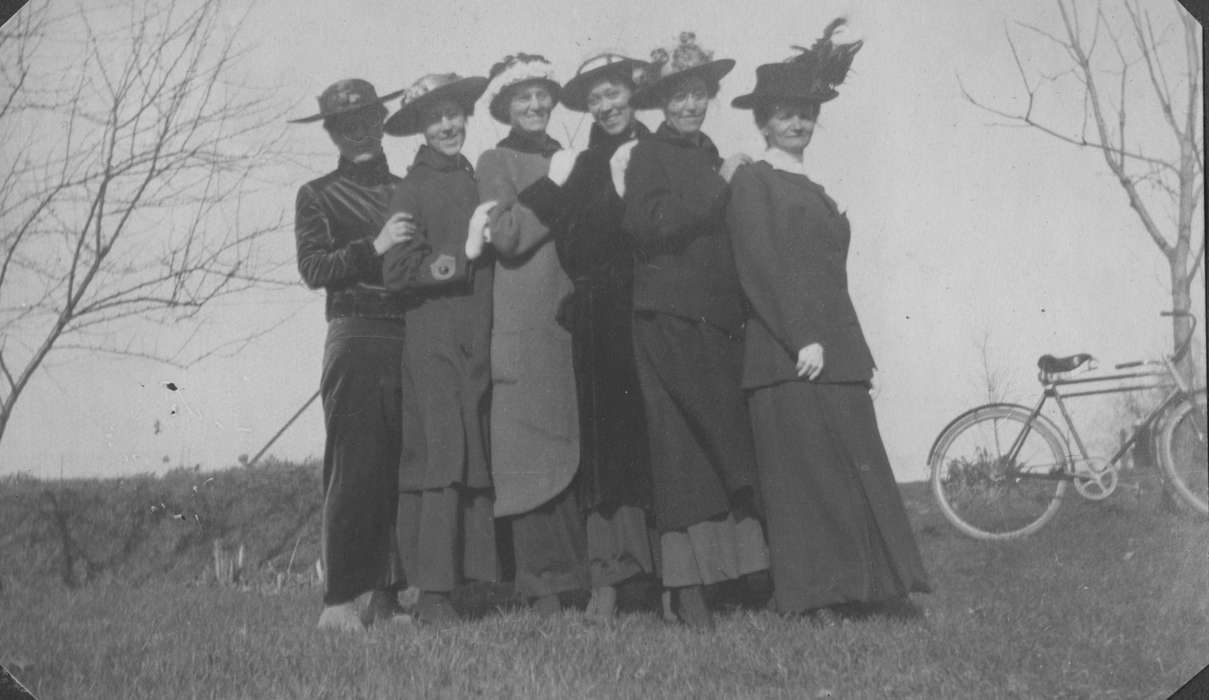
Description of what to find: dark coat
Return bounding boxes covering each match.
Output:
[382,146,493,490]
[518,122,652,514]
[622,123,746,335]
[295,156,408,321]
[727,161,874,389]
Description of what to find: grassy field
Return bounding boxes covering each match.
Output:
[1,481,1206,699]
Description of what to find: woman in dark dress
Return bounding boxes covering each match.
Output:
[381,73,499,625]
[516,54,657,619]
[619,33,769,629]
[289,79,414,631]
[727,20,931,619]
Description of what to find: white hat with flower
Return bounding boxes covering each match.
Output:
[484,53,561,123]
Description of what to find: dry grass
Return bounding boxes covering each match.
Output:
[1,482,1206,699]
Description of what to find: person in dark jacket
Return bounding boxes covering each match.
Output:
[516,54,658,619]
[289,78,414,632]
[472,53,589,616]
[381,73,499,625]
[618,33,768,629]
[727,20,931,621]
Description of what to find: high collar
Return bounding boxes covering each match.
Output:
[411,144,473,174]
[588,120,651,154]
[498,129,562,156]
[336,155,392,185]
[759,147,810,178]
[653,122,718,158]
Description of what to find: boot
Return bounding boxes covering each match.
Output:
[532,594,562,617]
[415,591,459,625]
[674,585,714,630]
[317,600,365,632]
[363,588,412,626]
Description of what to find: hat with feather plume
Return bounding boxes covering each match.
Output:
[731,18,862,109]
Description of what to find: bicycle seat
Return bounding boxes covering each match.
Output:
[1037,353,1095,374]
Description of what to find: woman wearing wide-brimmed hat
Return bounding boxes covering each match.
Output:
[618,32,769,629]
[380,73,499,625]
[289,78,415,631]
[514,53,658,619]
[727,20,931,620]
[471,53,588,615]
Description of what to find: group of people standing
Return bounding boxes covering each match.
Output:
[291,19,930,633]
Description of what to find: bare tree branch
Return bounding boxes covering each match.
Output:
[0,0,291,444]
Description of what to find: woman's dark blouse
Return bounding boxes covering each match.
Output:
[294,156,408,321]
[727,160,874,389]
[518,121,653,513]
[622,123,745,334]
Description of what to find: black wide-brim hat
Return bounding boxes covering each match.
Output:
[384,75,489,137]
[287,78,405,124]
[731,62,840,109]
[630,58,735,110]
[560,54,646,113]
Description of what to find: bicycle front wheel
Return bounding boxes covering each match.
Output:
[930,404,1069,540]
[1157,390,1208,516]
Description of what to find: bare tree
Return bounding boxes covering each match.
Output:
[0,0,289,446]
[974,328,1014,404]
[960,0,1203,371]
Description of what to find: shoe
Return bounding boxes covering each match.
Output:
[317,601,365,632]
[586,586,617,621]
[532,594,562,617]
[415,591,458,625]
[364,589,412,626]
[806,606,846,628]
[674,585,714,630]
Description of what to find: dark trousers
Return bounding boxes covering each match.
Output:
[505,486,589,599]
[631,313,759,532]
[748,380,931,613]
[320,317,406,605]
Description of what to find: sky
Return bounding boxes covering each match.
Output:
[0,0,1203,481]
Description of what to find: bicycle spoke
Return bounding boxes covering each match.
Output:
[932,406,1067,539]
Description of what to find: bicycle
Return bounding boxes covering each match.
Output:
[928,311,1207,540]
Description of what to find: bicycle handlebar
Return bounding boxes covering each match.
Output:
[1161,311,1198,365]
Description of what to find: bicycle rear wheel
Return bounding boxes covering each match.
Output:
[1157,390,1208,516]
[930,404,1069,540]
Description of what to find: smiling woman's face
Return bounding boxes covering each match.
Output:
[421,99,467,157]
[507,82,554,134]
[586,79,634,136]
[662,76,710,135]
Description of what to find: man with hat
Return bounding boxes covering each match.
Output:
[380,73,500,625]
[290,78,416,631]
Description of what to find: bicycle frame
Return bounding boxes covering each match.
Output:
[1005,359,1191,480]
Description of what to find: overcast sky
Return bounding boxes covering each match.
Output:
[1,0,1202,480]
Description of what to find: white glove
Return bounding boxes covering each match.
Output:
[466,200,497,260]
[609,140,637,198]
[547,148,581,187]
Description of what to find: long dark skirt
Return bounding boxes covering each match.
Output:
[747,380,932,614]
[505,485,589,599]
[564,278,652,513]
[396,486,498,592]
[631,312,760,532]
[319,317,407,606]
